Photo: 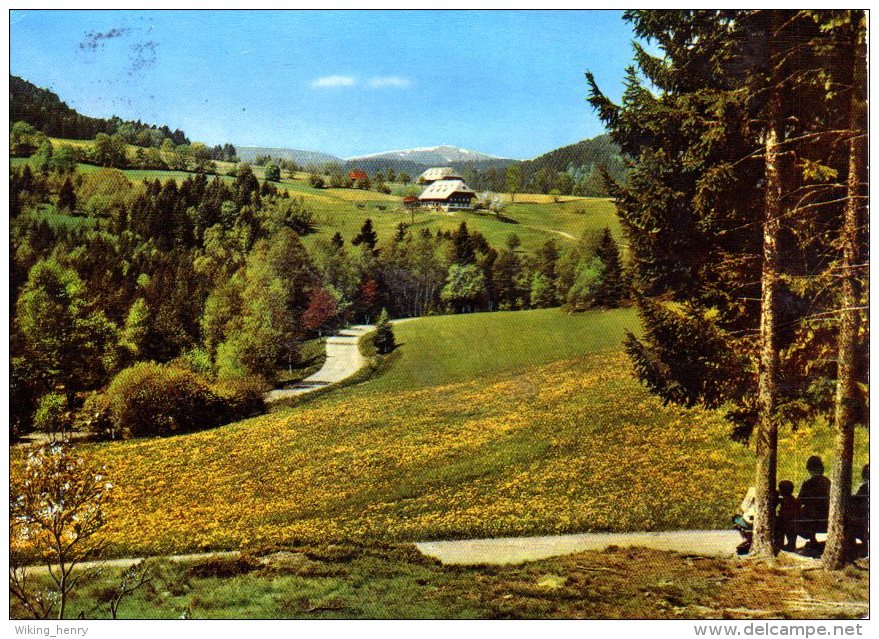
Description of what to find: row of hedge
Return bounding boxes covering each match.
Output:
[79,362,267,439]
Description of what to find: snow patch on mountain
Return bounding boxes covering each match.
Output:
[347,145,507,164]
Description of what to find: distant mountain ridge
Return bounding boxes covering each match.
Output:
[236,145,342,166]
[347,145,508,164]
[234,140,625,188]
[236,143,518,180]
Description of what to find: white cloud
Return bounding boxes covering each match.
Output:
[311,75,357,88]
[368,76,411,89]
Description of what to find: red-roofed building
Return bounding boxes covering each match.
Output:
[348,170,368,182]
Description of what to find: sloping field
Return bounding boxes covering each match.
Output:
[304,199,619,253]
[12,308,865,558]
[12,154,617,252]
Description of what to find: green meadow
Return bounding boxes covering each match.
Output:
[21,308,864,559]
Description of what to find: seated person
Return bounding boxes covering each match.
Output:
[775,479,799,551]
[733,486,756,554]
[798,455,831,549]
[849,463,869,554]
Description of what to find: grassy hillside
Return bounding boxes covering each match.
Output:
[306,198,619,254]
[376,308,637,390]
[13,308,866,559]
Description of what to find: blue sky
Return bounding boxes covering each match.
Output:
[10,10,638,159]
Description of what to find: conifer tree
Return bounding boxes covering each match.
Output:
[373,308,395,354]
[823,11,868,570]
[58,177,76,212]
[451,222,476,265]
[589,10,866,560]
[351,218,378,254]
[592,228,625,307]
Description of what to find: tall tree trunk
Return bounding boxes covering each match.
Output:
[823,17,866,570]
[751,76,784,559]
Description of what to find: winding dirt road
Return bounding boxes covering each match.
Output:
[264,324,374,403]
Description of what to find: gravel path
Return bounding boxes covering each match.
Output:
[26,530,749,574]
[265,324,373,403]
[415,530,743,565]
[25,551,241,575]
[520,224,578,241]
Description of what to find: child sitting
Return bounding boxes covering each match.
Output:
[775,479,799,551]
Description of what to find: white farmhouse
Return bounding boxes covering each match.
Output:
[418,179,477,211]
[417,167,462,184]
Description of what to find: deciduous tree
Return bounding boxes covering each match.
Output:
[10,443,111,619]
[264,163,281,182]
[504,164,521,203]
[303,287,339,337]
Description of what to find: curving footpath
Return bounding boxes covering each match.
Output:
[264,324,374,403]
[416,530,743,565]
[28,530,758,575]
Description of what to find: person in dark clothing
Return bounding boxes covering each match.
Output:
[798,455,831,550]
[775,479,799,551]
[850,463,869,556]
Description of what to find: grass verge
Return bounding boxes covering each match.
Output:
[13,544,868,619]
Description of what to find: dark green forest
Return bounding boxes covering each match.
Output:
[10,75,238,164]
[10,75,189,147]
[517,134,628,196]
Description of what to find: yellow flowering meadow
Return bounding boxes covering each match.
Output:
[11,349,867,558]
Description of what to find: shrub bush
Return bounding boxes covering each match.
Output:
[104,362,223,438]
[186,553,261,579]
[100,363,270,438]
[212,376,268,422]
[76,391,114,438]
